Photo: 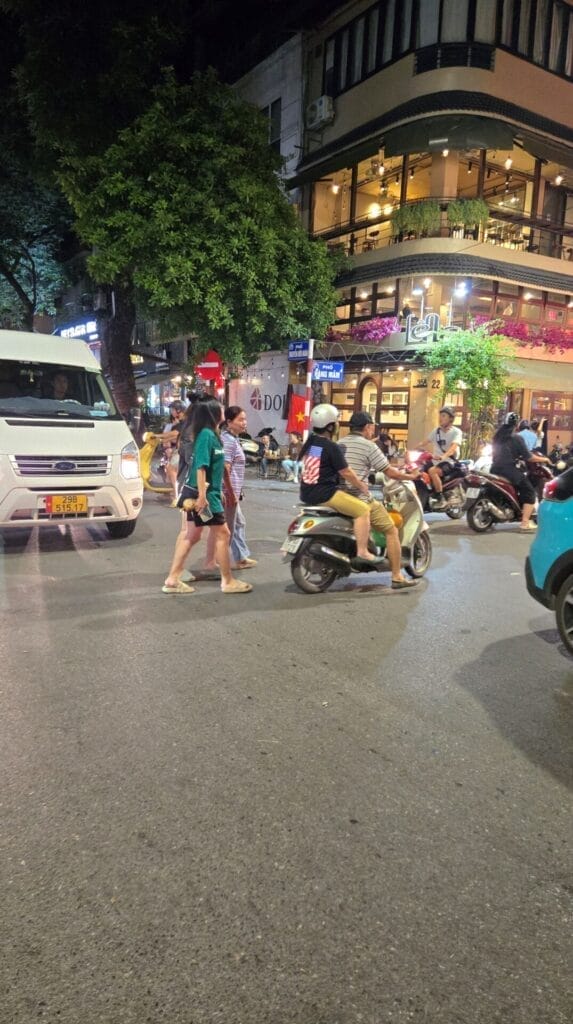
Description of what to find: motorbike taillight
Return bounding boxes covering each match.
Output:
[287,517,300,534]
[543,478,560,501]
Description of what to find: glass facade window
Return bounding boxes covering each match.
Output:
[366,7,379,73]
[350,17,365,84]
[474,0,497,42]
[381,0,396,64]
[417,0,440,47]
[323,0,573,95]
[533,0,551,66]
[441,0,469,43]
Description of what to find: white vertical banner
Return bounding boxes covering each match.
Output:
[228,351,290,443]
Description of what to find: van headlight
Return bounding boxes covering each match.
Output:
[120,441,140,480]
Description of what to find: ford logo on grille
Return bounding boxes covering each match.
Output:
[54,460,77,472]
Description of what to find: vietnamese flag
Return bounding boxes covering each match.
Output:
[287,393,307,434]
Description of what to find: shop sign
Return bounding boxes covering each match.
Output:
[288,340,310,361]
[404,313,441,345]
[313,361,344,382]
[54,319,99,341]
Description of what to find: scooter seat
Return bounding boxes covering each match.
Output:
[479,471,511,484]
[299,505,346,516]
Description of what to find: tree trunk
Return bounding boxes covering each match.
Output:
[104,287,138,415]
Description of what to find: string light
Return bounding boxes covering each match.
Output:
[331,182,340,194]
[555,172,564,185]
[442,149,449,157]
[504,156,513,170]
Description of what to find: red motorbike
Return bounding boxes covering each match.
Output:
[465,462,553,532]
[406,450,468,520]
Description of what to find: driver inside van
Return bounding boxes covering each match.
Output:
[51,372,70,400]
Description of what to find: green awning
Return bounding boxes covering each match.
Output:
[287,138,379,188]
[507,357,573,391]
[383,115,514,156]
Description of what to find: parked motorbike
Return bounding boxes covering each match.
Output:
[238,432,261,465]
[465,462,553,532]
[406,450,468,519]
[548,442,573,475]
[139,432,172,494]
[281,477,432,594]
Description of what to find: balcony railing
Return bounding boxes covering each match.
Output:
[314,197,573,265]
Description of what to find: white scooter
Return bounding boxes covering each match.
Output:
[281,475,432,594]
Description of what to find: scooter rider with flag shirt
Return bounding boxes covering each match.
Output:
[339,411,419,588]
[416,404,462,509]
[299,404,384,570]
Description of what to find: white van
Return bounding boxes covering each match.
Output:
[0,330,143,537]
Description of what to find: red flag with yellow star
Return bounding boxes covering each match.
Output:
[287,393,307,434]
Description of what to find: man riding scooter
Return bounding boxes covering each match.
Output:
[339,411,420,589]
[299,404,384,570]
[416,404,462,509]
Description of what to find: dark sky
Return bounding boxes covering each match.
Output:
[189,0,340,80]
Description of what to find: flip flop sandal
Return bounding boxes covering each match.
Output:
[161,581,196,594]
[180,571,196,583]
[232,559,258,569]
[221,581,253,594]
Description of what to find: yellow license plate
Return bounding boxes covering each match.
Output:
[46,494,89,515]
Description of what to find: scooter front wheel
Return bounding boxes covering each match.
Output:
[467,498,494,532]
[445,505,464,520]
[291,540,339,593]
[405,531,432,578]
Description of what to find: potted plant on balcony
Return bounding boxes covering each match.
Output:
[391,201,440,239]
[447,198,489,238]
[446,199,466,235]
[417,200,440,237]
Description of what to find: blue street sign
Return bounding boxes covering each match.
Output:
[288,340,310,361]
[313,361,345,382]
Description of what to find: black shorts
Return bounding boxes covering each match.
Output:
[189,508,226,527]
[514,476,536,506]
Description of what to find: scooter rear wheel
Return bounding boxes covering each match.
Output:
[405,531,432,578]
[291,540,339,593]
[467,498,494,532]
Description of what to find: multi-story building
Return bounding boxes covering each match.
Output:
[287,0,573,447]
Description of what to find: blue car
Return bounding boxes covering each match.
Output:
[526,466,573,654]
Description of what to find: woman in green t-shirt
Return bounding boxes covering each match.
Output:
[162,399,252,595]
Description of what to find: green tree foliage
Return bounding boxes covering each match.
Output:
[60,72,341,366]
[0,0,189,157]
[419,325,515,455]
[0,166,69,329]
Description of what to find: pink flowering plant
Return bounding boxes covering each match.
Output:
[349,316,401,343]
[473,315,573,352]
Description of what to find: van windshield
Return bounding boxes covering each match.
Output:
[0,360,122,420]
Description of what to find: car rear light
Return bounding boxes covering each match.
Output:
[543,478,560,501]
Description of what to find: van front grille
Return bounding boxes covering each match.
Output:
[10,455,111,477]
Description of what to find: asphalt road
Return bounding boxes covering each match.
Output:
[1,481,572,1024]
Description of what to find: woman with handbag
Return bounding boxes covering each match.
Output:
[162,399,252,595]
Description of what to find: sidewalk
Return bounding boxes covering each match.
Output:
[243,469,300,494]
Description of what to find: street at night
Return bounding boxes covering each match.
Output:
[1,485,571,1024]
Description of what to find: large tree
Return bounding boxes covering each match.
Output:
[59,71,341,368]
[0,159,69,329]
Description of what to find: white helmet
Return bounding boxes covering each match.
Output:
[310,403,340,430]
